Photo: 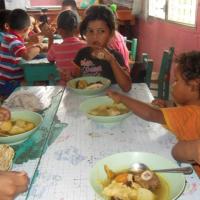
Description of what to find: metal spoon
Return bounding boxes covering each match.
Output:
[131,163,193,174]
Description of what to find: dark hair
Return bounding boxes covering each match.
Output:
[62,0,77,10]
[8,9,30,31]
[57,10,78,33]
[80,5,116,39]
[175,51,200,82]
[0,9,11,31]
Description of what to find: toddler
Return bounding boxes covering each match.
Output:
[107,51,200,167]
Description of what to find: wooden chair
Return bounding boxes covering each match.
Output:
[151,47,175,100]
[21,62,60,86]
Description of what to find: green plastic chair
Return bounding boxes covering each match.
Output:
[125,38,138,62]
[142,53,153,88]
[151,47,175,100]
[21,62,60,86]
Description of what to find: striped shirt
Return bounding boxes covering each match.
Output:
[47,37,86,82]
[0,31,25,85]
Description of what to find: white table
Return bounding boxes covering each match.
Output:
[12,84,199,200]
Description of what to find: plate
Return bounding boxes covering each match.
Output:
[0,110,43,145]
[80,96,132,124]
[90,152,186,200]
[67,76,111,96]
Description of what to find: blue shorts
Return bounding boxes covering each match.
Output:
[0,80,21,97]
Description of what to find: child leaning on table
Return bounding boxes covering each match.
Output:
[73,5,131,92]
[0,107,29,200]
[0,9,46,98]
[107,51,200,164]
[47,10,86,85]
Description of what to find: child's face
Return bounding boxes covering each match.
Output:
[171,65,199,105]
[85,20,113,48]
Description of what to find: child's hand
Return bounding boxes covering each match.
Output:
[40,23,53,38]
[151,99,167,108]
[91,47,115,62]
[0,107,11,121]
[106,90,121,103]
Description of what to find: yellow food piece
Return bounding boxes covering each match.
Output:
[103,181,137,200]
[10,125,25,135]
[24,122,35,131]
[137,187,156,200]
[15,119,26,128]
[0,121,12,132]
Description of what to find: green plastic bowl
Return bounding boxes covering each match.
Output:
[0,110,43,145]
[67,76,111,96]
[90,152,186,200]
[80,96,131,124]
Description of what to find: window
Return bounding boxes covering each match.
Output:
[148,0,197,27]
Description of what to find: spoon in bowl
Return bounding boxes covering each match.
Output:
[131,163,193,174]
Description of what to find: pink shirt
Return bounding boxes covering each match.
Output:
[108,31,130,72]
[47,37,86,82]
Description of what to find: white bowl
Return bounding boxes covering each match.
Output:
[90,152,186,200]
[0,110,43,145]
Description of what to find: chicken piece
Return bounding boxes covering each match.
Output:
[134,170,160,191]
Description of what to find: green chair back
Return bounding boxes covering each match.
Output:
[156,47,175,99]
[141,53,154,88]
[21,62,60,86]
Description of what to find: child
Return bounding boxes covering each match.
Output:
[84,5,130,72]
[0,9,11,43]
[107,51,200,164]
[74,5,131,92]
[47,10,86,85]
[0,9,45,97]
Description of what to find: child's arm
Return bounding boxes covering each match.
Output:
[92,48,132,92]
[107,90,165,124]
[21,44,44,60]
[172,140,200,165]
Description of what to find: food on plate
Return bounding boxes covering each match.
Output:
[102,165,169,200]
[0,144,14,171]
[88,103,129,116]
[75,80,104,90]
[0,119,35,135]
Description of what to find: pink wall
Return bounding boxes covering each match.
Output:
[134,3,200,73]
[30,0,61,6]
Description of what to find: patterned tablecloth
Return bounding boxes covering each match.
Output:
[10,84,199,200]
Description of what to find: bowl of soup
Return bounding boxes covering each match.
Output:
[67,76,111,96]
[90,152,186,200]
[0,110,43,145]
[79,96,132,124]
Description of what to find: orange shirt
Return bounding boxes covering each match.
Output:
[161,105,200,140]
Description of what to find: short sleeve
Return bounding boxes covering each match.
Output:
[161,106,200,140]
[9,39,26,57]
